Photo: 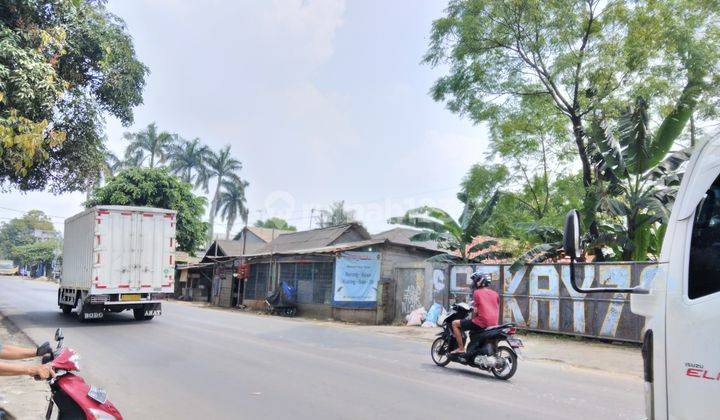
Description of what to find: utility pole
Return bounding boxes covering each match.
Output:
[238,214,248,308]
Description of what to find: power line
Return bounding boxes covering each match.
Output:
[0,205,69,220]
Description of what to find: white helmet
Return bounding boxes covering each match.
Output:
[470,270,491,287]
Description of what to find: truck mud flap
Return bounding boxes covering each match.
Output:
[144,303,162,317]
[82,305,104,320]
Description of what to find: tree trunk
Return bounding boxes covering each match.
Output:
[208,178,221,242]
[622,214,635,261]
[571,115,601,242]
[690,113,696,148]
[225,217,233,240]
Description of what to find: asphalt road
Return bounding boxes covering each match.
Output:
[0,276,643,420]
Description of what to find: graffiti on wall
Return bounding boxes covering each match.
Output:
[447,263,656,342]
[399,269,425,315]
[432,269,445,302]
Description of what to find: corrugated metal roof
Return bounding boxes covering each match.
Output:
[372,227,441,252]
[256,223,370,254]
[211,239,267,257]
[175,251,201,264]
[244,238,387,257]
[245,226,291,243]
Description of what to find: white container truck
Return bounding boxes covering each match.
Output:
[59,206,176,321]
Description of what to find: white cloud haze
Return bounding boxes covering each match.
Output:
[0,0,490,237]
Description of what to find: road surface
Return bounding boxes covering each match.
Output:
[0,277,643,419]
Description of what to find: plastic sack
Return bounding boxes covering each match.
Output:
[405,307,427,326]
[425,302,442,325]
[437,308,449,326]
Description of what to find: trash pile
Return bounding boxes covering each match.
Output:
[405,302,447,327]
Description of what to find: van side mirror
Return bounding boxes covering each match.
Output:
[562,209,649,295]
[563,210,582,260]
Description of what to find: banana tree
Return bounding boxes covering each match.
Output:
[388,191,507,262]
[511,98,691,270]
[587,98,691,260]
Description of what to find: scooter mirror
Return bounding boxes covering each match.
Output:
[563,210,582,260]
[54,328,64,342]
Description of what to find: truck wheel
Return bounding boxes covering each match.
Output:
[61,305,72,315]
[133,308,153,321]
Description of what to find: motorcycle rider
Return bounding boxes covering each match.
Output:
[0,340,54,379]
[450,271,500,354]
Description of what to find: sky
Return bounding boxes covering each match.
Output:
[0,0,491,237]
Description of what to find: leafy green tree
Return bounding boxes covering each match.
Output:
[123,123,175,168]
[318,201,357,228]
[425,0,720,244]
[201,145,242,241]
[485,174,584,240]
[87,168,209,254]
[217,180,249,240]
[166,137,210,185]
[0,210,56,259]
[459,164,509,204]
[253,218,297,232]
[11,240,60,270]
[0,0,147,192]
[388,192,502,262]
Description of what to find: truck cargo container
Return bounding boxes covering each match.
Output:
[59,206,176,321]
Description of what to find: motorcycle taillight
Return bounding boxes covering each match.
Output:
[506,327,517,335]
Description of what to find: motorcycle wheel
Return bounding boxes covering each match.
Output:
[431,338,451,367]
[491,346,517,380]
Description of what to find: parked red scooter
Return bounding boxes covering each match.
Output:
[40,328,122,420]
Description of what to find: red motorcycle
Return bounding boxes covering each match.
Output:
[40,328,123,420]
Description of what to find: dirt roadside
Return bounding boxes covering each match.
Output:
[0,314,50,419]
[171,300,643,379]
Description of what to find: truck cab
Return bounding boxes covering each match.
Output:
[564,135,720,419]
[630,136,720,419]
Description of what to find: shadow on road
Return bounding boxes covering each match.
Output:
[5,309,150,331]
[419,362,502,382]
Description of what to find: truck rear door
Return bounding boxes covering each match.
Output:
[136,211,174,291]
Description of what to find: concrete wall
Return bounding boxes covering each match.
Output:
[332,307,377,324]
[440,262,654,342]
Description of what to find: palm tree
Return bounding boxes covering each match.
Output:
[318,201,356,228]
[166,137,210,185]
[123,122,174,168]
[85,148,122,201]
[203,145,243,241]
[388,192,502,262]
[218,179,249,239]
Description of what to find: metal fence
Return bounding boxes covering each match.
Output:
[432,262,657,343]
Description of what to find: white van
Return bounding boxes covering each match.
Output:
[564,135,720,419]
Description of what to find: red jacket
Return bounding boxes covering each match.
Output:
[472,287,499,328]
